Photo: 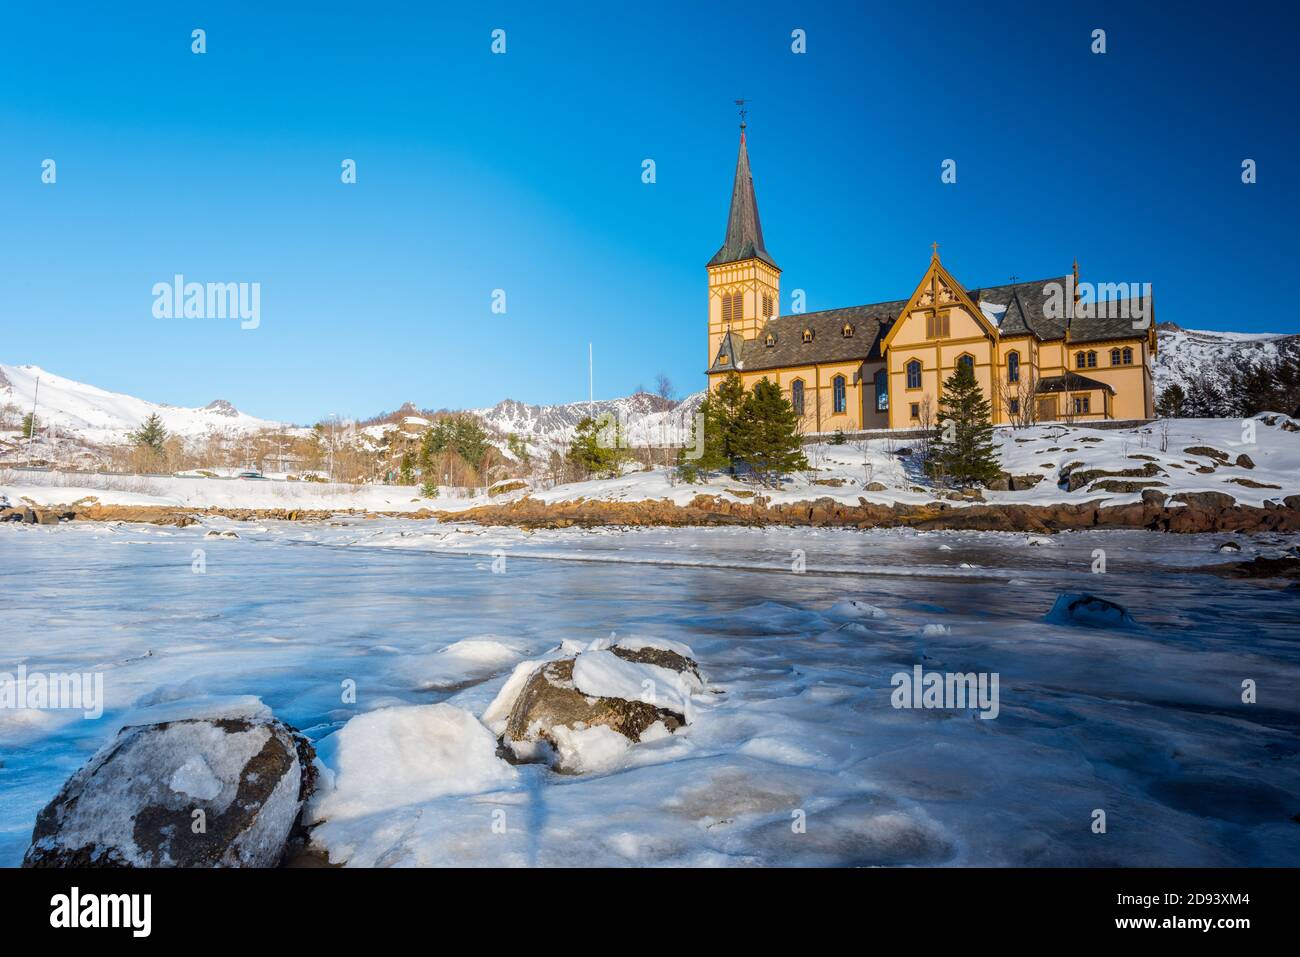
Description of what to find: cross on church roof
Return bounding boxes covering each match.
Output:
[734,98,748,130]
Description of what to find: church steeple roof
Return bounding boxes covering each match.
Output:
[708,130,778,270]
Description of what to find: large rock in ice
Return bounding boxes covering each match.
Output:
[499,639,703,773]
[24,715,316,868]
[1043,593,1139,630]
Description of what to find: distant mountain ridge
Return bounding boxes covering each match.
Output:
[3,324,1293,451]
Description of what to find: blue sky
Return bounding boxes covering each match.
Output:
[2,1,1296,423]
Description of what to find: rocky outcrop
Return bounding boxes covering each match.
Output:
[429,493,1300,536]
[502,644,703,773]
[1196,555,1300,580]
[1060,461,1164,492]
[24,715,316,868]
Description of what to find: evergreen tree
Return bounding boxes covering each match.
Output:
[21,413,35,439]
[676,371,746,482]
[420,416,491,471]
[1155,382,1187,418]
[129,413,169,452]
[567,416,629,479]
[507,432,531,465]
[399,450,415,485]
[927,364,1000,487]
[731,378,808,487]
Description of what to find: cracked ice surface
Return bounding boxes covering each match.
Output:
[2,518,1298,866]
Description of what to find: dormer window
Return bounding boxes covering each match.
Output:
[802,328,814,343]
[718,353,729,364]
[764,333,776,348]
[841,323,854,338]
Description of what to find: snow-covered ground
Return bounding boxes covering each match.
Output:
[2,518,1297,866]
[3,416,1298,515]
[0,470,454,512]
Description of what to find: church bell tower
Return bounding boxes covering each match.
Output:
[707,112,780,366]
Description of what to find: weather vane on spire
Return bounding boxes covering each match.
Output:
[735,98,748,130]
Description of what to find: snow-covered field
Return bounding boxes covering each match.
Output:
[2,518,1297,867]
[3,416,1298,515]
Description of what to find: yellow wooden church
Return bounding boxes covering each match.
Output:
[706,128,1156,432]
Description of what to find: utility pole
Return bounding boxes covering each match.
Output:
[26,376,39,467]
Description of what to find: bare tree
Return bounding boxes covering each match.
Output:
[655,373,674,402]
[997,367,1041,429]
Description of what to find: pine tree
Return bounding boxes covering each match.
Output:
[21,413,35,439]
[928,364,1000,487]
[1155,382,1187,418]
[731,378,808,487]
[567,416,629,479]
[676,371,745,481]
[129,413,169,452]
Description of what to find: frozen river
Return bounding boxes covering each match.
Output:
[2,518,1298,867]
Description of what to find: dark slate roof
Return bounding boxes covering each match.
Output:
[709,331,744,373]
[972,277,1152,343]
[710,303,905,375]
[704,273,1150,375]
[708,133,778,269]
[1036,372,1116,395]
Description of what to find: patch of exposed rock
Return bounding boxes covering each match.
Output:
[501,644,703,773]
[24,715,316,868]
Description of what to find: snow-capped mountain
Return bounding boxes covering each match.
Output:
[3,323,1293,455]
[470,392,706,448]
[0,364,283,445]
[1152,323,1299,396]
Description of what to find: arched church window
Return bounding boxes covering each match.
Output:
[906,360,922,389]
[957,354,975,376]
[1075,351,1087,369]
[1122,347,1133,365]
[791,379,805,416]
[832,375,846,414]
[1007,351,1020,383]
[1086,351,1097,368]
[1110,348,1122,365]
[874,369,888,412]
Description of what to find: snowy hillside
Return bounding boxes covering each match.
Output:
[0,364,282,445]
[1152,324,1300,396]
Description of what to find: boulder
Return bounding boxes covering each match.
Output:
[1171,491,1237,510]
[501,642,702,772]
[1088,479,1166,494]
[1184,446,1230,461]
[1234,453,1256,469]
[1140,488,1168,507]
[24,715,316,868]
[1044,593,1139,629]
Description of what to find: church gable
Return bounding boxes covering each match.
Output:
[881,252,1000,354]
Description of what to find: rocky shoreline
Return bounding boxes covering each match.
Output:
[5,490,1300,534]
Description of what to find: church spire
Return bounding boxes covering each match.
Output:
[708,122,778,270]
